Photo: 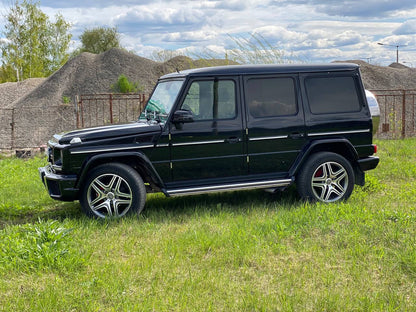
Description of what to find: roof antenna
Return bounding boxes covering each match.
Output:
[176,67,180,73]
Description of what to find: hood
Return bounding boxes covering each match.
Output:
[56,121,162,145]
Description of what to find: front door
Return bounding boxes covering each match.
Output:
[169,77,246,184]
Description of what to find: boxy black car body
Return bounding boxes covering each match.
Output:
[40,64,379,218]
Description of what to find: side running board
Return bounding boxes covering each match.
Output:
[166,179,293,197]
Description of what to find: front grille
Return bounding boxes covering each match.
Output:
[53,148,62,166]
[47,143,62,166]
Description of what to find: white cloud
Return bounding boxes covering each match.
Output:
[393,20,416,35]
[289,0,416,17]
[252,26,308,43]
[161,30,218,43]
[0,0,415,65]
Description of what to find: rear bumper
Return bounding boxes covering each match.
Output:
[358,156,379,171]
[39,165,78,201]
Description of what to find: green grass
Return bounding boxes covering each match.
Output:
[0,139,415,311]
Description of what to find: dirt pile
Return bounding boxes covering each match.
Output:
[0,78,45,108]
[2,50,416,109]
[8,49,159,108]
[338,60,416,90]
[6,49,235,109]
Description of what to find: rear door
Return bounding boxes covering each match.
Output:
[244,74,306,177]
[299,71,372,156]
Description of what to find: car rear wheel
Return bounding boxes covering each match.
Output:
[80,163,146,218]
[296,152,355,203]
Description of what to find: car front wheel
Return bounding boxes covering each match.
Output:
[80,163,146,218]
[296,152,355,203]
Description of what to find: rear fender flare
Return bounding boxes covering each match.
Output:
[289,138,359,177]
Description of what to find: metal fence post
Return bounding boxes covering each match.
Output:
[75,95,80,129]
[402,90,406,138]
[10,108,15,150]
[109,93,114,124]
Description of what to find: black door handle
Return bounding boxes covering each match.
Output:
[225,137,241,144]
[289,132,305,139]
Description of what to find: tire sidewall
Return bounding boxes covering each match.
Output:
[297,152,355,202]
[80,163,146,218]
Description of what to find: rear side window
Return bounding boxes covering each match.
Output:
[246,77,297,118]
[305,76,361,114]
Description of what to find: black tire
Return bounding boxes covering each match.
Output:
[79,163,146,218]
[296,152,355,203]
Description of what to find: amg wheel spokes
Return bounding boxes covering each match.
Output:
[87,173,133,218]
[312,161,348,202]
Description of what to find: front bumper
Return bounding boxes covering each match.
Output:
[39,165,79,201]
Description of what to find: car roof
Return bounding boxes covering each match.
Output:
[160,63,359,79]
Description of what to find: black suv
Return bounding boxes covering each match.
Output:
[39,64,379,218]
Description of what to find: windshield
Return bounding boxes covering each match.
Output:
[139,79,184,122]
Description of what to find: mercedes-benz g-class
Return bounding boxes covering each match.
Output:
[40,64,379,218]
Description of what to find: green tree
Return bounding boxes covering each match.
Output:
[0,64,15,83]
[79,27,121,54]
[0,0,72,81]
[44,13,72,75]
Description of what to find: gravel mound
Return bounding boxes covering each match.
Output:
[2,50,416,109]
[338,60,416,90]
[0,78,45,108]
[6,49,234,109]
[7,49,159,108]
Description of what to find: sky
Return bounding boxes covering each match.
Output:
[1,0,416,66]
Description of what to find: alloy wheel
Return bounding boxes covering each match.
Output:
[311,161,348,202]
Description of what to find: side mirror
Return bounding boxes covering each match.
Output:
[172,110,194,124]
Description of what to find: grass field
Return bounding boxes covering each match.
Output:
[0,139,415,311]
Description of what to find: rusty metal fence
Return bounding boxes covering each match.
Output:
[1,90,415,151]
[76,93,147,129]
[370,89,416,138]
[0,93,147,151]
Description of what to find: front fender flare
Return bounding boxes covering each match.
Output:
[76,151,165,190]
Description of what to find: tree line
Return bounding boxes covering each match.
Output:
[0,0,121,83]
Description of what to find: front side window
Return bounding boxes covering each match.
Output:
[305,76,361,114]
[246,77,297,118]
[181,80,236,120]
[140,79,184,122]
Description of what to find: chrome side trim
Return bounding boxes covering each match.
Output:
[308,129,370,137]
[249,135,288,141]
[172,140,225,147]
[156,143,169,148]
[70,144,153,154]
[166,179,292,196]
